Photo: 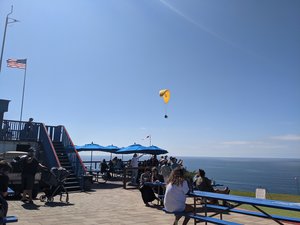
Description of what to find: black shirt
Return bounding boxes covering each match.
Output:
[0,174,9,196]
[21,157,39,175]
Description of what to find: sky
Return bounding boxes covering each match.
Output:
[0,0,299,158]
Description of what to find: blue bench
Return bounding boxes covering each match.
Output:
[0,216,18,223]
[189,191,300,225]
[205,204,300,224]
[162,208,242,225]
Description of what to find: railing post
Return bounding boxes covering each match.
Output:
[123,168,127,189]
[54,126,62,142]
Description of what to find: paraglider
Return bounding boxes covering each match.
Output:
[159,89,170,118]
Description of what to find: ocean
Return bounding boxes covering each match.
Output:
[79,153,300,195]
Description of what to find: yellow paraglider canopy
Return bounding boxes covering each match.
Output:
[159,89,170,118]
[159,89,170,104]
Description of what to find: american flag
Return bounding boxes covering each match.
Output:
[142,135,151,140]
[7,59,27,69]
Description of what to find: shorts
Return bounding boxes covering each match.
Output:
[22,174,35,190]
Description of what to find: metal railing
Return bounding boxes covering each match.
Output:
[58,125,86,178]
[0,119,40,141]
[1,120,85,178]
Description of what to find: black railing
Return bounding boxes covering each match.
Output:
[1,120,85,177]
[0,119,40,141]
[0,119,60,168]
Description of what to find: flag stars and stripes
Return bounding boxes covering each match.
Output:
[6,59,27,69]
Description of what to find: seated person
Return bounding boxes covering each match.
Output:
[151,167,164,195]
[100,159,111,179]
[139,167,159,207]
[0,160,12,220]
[194,169,230,204]
[164,167,193,225]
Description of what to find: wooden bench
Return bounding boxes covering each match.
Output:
[0,216,18,223]
[162,208,241,225]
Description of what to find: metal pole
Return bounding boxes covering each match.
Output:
[0,6,13,73]
[20,63,27,122]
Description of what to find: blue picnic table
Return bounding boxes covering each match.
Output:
[189,190,300,225]
[7,187,15,197]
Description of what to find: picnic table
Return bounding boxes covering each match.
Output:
[189,190,300,225]
[144,181,165,205]
[7,187,15,197]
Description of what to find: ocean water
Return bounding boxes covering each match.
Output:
[79,153,300,195]
[180,157,300,195]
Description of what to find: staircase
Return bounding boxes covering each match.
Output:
[52,142,82,192]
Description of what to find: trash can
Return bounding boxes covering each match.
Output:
[82,175,93,191]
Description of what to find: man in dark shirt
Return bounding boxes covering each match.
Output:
[20,147,46,204]
[194,169,230,204]
[0,160,12,223]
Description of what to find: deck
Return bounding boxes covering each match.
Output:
[6,180,288,225]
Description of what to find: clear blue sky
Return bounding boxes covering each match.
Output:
[1,0,299,158]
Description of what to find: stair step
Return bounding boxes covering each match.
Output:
[65,186,81,192]
[64,181,80,186]
[66,178,78,182]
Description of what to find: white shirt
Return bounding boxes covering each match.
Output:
[164,180,189,212]
[131,156,138,168]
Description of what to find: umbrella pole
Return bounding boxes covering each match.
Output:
[90,151,93,171]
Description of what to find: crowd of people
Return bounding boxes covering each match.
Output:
[127,154,231,225]
[1,147,230,225]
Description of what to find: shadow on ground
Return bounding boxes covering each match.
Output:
[21,202,41,210]
[44,201,75,207]
[88,181,124,190]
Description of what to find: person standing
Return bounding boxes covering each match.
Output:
[130,153,142,185]
[20,147,46,204]
[0,160,12,224]
[160,160,172,183]
[164,167,193,225]
[23,118,34,140]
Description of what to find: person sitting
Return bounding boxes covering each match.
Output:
[164,167,193,225]
[139,167,159,207]
[151,167,164,195]
[100,159,111,179]
[194,169,230,204]
[0,160,12,222]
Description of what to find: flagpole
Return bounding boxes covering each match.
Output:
[0,6,13,73]
[20,62,27,122]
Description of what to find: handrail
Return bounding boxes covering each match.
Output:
[1,119,40,141]
[39,123,60,168]
[59,125,86,177]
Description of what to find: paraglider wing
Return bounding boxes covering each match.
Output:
[159,89,170,104]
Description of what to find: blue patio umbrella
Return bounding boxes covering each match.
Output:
[116,143,168,155]
[103,145,120,153]
[142,145,168,155]
[75,142,105,170]
[75,143,106,151]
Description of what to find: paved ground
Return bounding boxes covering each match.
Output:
[7,181,292,225]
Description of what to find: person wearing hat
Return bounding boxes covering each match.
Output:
[0,160,12,221]
[20,147,46,204]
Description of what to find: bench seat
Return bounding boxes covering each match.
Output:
[188,214,242,225]
[206,204,300,223]
[0,216,18,223]
[162,208,241,225]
